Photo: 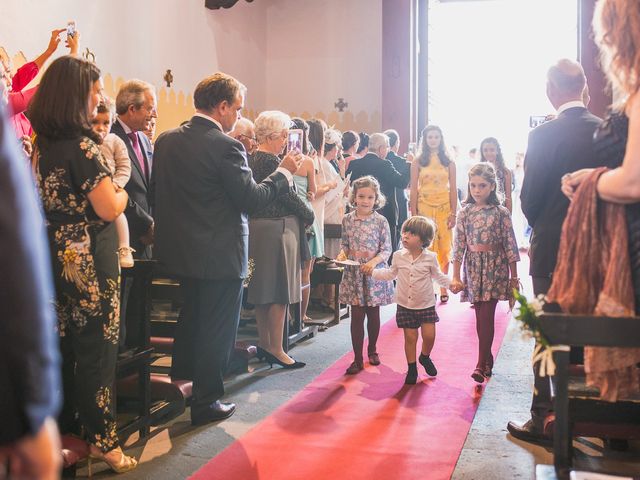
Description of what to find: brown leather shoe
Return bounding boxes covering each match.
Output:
[368,353,381,366]
[507,419,552,446]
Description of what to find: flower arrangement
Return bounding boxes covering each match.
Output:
[513,289,569,378]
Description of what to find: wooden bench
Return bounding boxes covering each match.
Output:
[309,223,348,325]
[536,312,640,479]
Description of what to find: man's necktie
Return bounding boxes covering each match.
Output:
[127,131,147,179]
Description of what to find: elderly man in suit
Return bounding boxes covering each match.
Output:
[0,99,60,479]
[111,80,157,348]
[111,79,156,257]
[347,132,411,250]
[153,72,302,425]
[228,117,257,155]
[508,59,602,445]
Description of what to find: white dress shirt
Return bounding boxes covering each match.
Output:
[193,112,293,184]
[557,100,585,114]
[372,248,451,310]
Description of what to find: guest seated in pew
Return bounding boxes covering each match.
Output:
[29,56,136,473]
[153,73,303,425]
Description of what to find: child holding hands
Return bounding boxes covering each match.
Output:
[370,216,459,384]
[452,163,519,383]
[337,176,394,375]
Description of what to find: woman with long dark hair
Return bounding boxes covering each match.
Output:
[29,55,136,474]
[480,137,513,213]
[409,125,457,302]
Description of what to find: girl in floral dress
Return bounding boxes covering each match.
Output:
[452,163,520,384]
[338,176,394,374]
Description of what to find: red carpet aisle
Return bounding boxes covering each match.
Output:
[191,300,512,480]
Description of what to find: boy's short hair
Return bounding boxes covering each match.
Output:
[401,216,436,248]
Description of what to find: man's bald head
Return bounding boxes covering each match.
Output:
[546,59,588,109]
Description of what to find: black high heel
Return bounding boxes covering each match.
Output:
[263,350,306,369]
[255,346,268,361]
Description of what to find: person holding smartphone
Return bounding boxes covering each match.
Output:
[4,27,79,138]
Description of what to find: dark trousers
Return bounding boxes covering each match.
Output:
[171,277,244,409]
[118,245,151,350]
[531,276,553,428]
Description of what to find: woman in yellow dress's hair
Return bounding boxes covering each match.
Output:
[409,125,457,302]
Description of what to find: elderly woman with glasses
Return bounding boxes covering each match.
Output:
[247,110,314,369]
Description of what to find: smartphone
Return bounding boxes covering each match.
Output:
[529,115,547,128]
[407,142,417,156]
[287,129,303,153]
[67,21,76,38]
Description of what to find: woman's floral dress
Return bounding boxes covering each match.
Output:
[338,211,394,306]
[36,136,121,452]
[453,204,520,302]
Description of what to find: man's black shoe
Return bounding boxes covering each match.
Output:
[507,419,553,446]
[191,401,236,426]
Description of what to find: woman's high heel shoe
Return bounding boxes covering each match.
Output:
[88,445,137,476]
[263,350,306,369]
[255,346,268,361]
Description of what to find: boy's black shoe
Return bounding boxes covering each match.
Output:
[405,362,418,384]
[419,354,437,376]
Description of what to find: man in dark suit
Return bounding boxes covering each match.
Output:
[508,59,602,445]
[0,100,61,478]
[112,79,156,258]
[347,132,411,250]
[384,129,410,247]
[111,80,157,349]
[153,72,302,425]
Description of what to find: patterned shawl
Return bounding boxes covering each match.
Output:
[547,167,640,401]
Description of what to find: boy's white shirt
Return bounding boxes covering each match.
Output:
[372,248,451,310]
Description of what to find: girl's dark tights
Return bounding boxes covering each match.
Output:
[474,299,498,368]
[350,305,381,364]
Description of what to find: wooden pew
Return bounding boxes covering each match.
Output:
[536,312,640,479]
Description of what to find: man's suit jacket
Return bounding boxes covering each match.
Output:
[152,115,290,280]
[111,120,154,257]
[386,150,410,226]
[346,152,410,229]
[0,102,60,445]
[520,106,601,278]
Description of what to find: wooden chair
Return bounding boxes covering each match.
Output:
[537,312,640,479]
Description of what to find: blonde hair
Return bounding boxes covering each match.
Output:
[464,162,502,206]
[401,216,435,248]
[348,175,386,209]
[254,110,291,144]
[593,0,640,96]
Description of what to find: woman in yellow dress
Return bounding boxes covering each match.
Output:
[410,125,457,302]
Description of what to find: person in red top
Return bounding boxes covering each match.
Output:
[2,28,79,138]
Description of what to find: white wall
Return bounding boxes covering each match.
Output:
[264,0,382,127]
[1,0,382,132]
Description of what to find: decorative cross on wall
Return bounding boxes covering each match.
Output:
[164,69,174,88]
[83,47,95,63]
[334,98,349,112]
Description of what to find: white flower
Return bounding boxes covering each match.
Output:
[530,294,546,316]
